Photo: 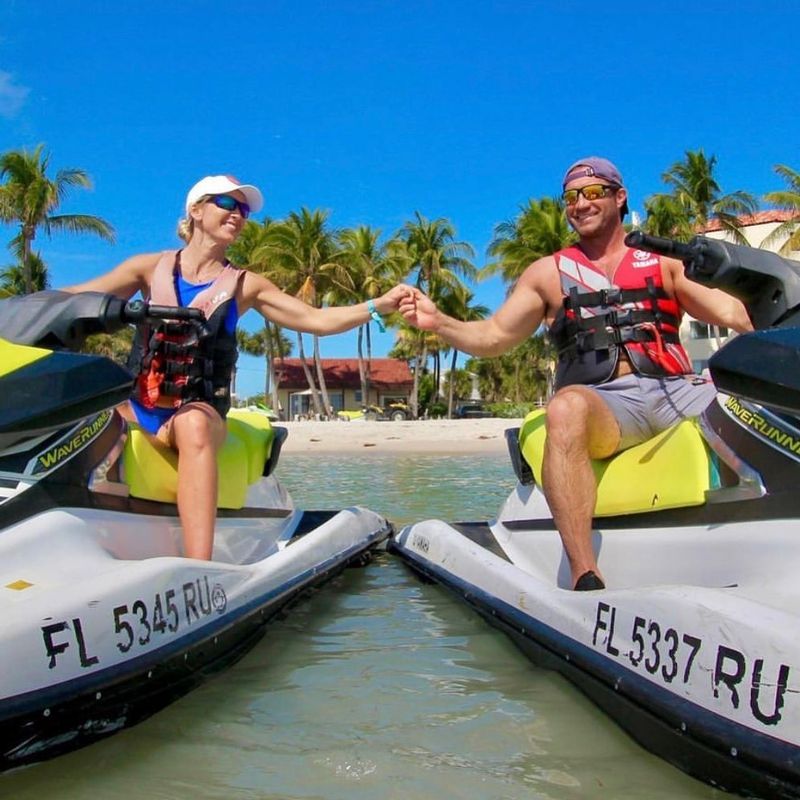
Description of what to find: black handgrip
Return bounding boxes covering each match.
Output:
[625,231,694,260]
[145,304,205,322]
[121,300,205,324]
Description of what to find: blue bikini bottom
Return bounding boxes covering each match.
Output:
[129,399,177,435]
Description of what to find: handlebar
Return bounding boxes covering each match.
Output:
[0,291,208,351]
[625,231,695,261]
[119,299,206,325]
[625,230,741,285]
[624,230,800,329]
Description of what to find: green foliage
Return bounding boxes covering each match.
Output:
[334,224,411,302]
[487,401,542,418]
[226,217,275,270]
[237,326,292,359]
[465,335,554,405]
[427,401,448,418]
[1,250,49,294]
[643,149,757,242]
[240,394,269,407]
[642,194,694,241]
[416,370,436,410]
[80,326,134,365]
[762,164,800,254]
[0,144,114,294]
[485,197,576,287]
[442,367,473,399]
[252,207,339,303]
[398,211,477,294]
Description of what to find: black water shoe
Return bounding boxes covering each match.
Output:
[574,571,605,591]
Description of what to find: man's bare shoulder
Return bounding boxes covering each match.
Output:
[518,254,558,284]
[518,254,561,298]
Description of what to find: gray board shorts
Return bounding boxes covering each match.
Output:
[590,374,716,452]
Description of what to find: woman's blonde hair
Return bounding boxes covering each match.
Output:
[176,195,210,242]
[177,216,194,242]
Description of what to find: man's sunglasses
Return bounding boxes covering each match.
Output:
[206,194,251,219]
[562,183,619,205]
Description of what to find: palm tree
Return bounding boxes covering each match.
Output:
[226,215,274,266]
[228,217,291,412]
[335,225,410,405]
[399,211,477,294]
[762,164,800,254]
[0,145,115,294]
[436,286,489,416]
[642,193,695,240]
[658,149,757,242]
[397,212,476,417]
[254,208,339,418]
[1,250,49,294]
[465,333,554,406]
[389,322,439,418]
[508,334,555,402]
[237,326,293,416]
[485,197,575,288]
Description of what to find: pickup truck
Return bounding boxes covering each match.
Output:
[454,402,493,419]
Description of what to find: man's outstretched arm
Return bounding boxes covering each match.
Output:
[399,257,553,357]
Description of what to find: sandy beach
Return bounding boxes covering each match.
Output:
[279,417,522,455]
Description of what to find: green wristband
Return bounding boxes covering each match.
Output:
[367,299,386,332]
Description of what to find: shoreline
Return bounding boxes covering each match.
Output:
[277,417,522,455]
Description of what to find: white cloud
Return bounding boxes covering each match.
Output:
[0,71,29,118]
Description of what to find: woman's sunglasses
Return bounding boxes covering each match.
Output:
[562,183,618,205]
[206,194,251,218]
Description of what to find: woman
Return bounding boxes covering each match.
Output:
[67,174,411,560]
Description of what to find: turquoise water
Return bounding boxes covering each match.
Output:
[279,453,520,527]
[1,455,718,799]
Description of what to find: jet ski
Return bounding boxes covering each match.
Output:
[390,232,800,799]
[0,290,391,770]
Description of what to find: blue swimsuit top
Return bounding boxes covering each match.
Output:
[175,272,239,333]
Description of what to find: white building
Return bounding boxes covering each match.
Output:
[679,211,799,372]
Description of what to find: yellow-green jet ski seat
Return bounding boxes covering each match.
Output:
[518,409,711,516]
[122,409,276,509]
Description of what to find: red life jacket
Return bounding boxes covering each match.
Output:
[129,250,243,417]
[549,245,692,388]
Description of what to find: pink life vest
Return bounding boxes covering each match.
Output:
[130,250,244,416]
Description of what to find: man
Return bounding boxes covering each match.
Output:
[398,156,752,590]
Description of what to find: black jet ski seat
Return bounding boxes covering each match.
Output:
[517,409,714,515]
[122,409,279,509]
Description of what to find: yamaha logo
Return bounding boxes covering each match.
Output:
[632,248,659,268]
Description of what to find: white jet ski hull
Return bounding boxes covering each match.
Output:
[1,501,390,768]
[392,509,800,798]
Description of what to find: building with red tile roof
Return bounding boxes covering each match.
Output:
[702,209,797,233]
[273,357,413,419]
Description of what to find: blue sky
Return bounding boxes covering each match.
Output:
[1,0,798,398]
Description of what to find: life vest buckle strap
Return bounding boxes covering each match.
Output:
[576,328,609,350]
[574,325,655,350]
